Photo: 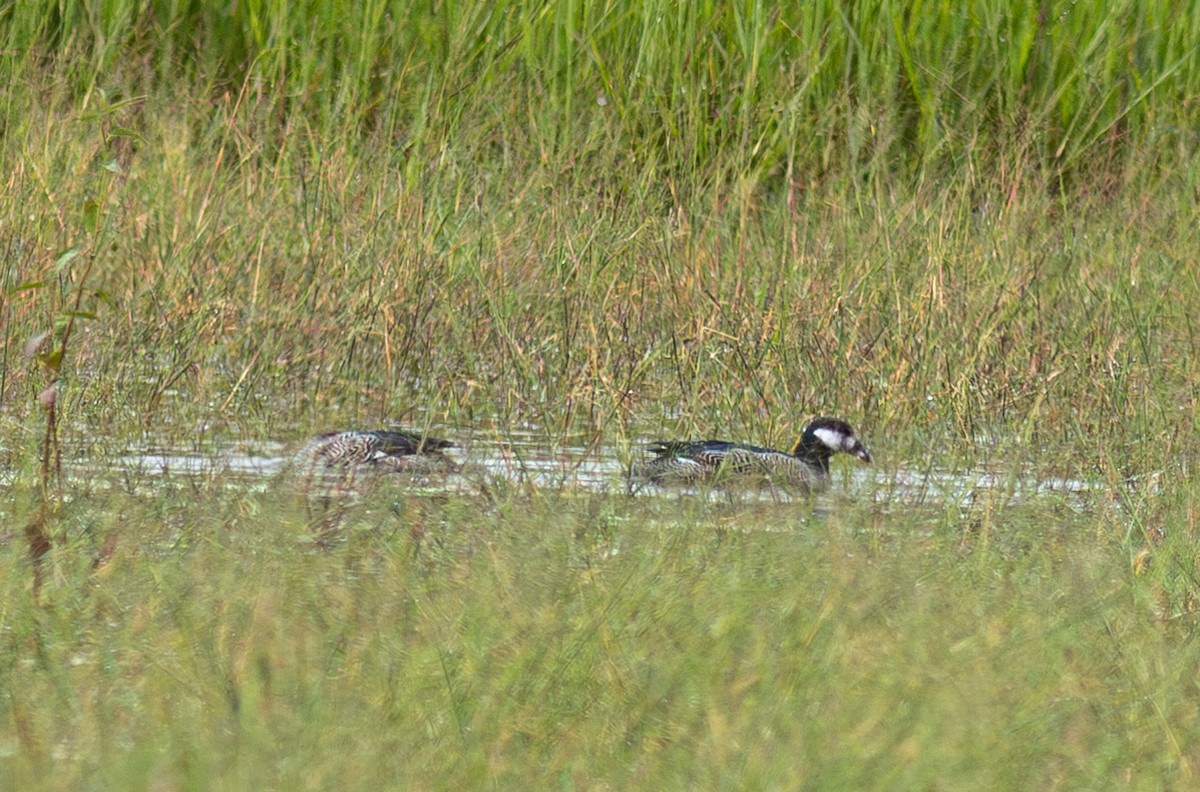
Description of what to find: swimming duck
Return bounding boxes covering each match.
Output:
[633,417,871,491]
[295,429,457,475]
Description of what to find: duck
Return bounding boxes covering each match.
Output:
[294,429,457,475]
[632,417,871,492]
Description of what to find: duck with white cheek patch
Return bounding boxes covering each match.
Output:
[632,417,871,493]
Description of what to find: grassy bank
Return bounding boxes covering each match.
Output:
[2,1,1200,787]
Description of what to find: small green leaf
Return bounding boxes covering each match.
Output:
[107,126,140,141]
[83,199,101,233]
[102,158,121,174]
[66,310,99,320]
[93,289,119,310]
[10,281,46,293]
[41,348,64,371]
[55,245,83,272]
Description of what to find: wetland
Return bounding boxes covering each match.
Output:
[3,2,1200,787]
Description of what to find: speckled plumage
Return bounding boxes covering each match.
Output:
[633,417,871,492]
[295,430,457,475]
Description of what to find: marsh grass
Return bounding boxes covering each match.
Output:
[0,482,1197,788]
[3,1,1200,787]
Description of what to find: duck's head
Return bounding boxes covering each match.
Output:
[793,417,872,464]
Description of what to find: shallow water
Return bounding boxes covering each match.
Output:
[93,432,1114,511]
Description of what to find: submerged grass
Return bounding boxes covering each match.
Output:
[3,0,1200,787]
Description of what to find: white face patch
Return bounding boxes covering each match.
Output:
[812,426,846,450]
